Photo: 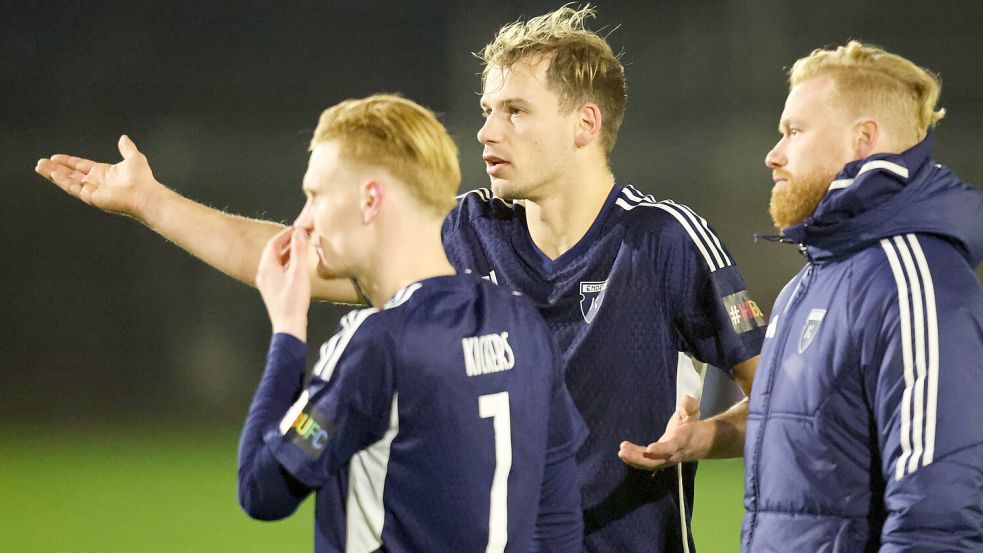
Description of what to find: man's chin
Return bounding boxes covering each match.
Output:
[489,179,507,199]
[768,178,830,230]
[315,259,346,281]
[769,199,809,231]
[492,183,533,203]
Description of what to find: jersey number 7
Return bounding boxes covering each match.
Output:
[479,392,512,553]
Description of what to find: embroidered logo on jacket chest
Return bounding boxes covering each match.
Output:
[797,308,827,353]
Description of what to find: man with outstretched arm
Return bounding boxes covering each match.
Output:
[36,6,762,551]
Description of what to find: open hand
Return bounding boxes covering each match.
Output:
[35,135,161,218]
[618,394,706,472]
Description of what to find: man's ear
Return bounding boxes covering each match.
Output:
[853,118,880,159]
[574,102,603,148]
[360,179,383,224]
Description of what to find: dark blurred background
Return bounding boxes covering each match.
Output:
[4,1,983,427]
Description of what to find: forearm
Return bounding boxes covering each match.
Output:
[238,334,310,519]
[701,398,748,459]
[139,185,283,287]
[534,452,584,552]
[138,185,360,302]
[696,356,756,459]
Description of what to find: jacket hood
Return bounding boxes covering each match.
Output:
[783,134,983,267]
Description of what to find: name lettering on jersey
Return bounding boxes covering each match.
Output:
[579,280,608,324]
[463,332,515,377]
[797,308,827,354]
[721,290,765,334]
[285,402,334,459]
[482,270,498,285]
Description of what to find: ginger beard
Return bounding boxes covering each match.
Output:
[769,164,839,231]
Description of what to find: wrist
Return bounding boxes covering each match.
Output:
[691,420,715,460]
[272,319,307,343]
[133,180,169,224]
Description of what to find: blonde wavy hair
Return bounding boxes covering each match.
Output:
[310,94,460,215]
[477,3,627,155]
[790,40,945,149]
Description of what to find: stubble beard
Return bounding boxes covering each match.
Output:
[490,177,529,202]
[769,167,839,231]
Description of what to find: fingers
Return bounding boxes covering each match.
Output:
[49,154,98,174]
[288,229,309,276]
[36,158,106,206]
[618,440,670,471]
[260,226,295,268]
[644,440,680,461]
[36,158,86,192]
[117,134,141,160]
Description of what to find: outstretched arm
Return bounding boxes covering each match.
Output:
[35,135,359,303]
[619,355,757,471]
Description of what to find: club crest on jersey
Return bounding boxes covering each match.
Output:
[721,290,766,334]
[798,308,827,354]
[579,280,608,324]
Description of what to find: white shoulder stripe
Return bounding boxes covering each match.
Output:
[455,187,514,207]
[667,201,733,267]
[663,202,726,268]
[651,203,720,271]
[615,196,717,271]
[617,187,733,272]
[615,188,734,273]
[455,188,492,202]
[881,239,915,479]
[313,308,379,380]
[385,282,423,309]
[828,178,854,191]
[894,236,928,477]
[880,234,938,480]
[622,186,648,203]
[908,236,939,465]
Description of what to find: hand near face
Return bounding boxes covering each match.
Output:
[257,226,311,342]
[35,135,163,218]
[618,394,706,471]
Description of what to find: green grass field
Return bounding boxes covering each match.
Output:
[0,428,744,552]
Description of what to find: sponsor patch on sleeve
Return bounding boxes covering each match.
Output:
[721,290,766,334]
[281,396,334,460]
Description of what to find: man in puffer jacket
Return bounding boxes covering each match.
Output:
[743,40,983,552]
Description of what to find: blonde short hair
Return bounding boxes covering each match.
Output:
[310,94,460,216]
[790,40,945,149]
[477,3,627,155]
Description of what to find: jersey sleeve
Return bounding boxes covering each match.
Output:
[237,333,314,520]
[264,311,396,489]
[859,244,983,551]
[441,191,491,273]
[664,207,766,376]
[534,336,588,551]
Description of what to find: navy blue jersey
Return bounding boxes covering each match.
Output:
[238,274,587,553]
[442,184,766,553]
